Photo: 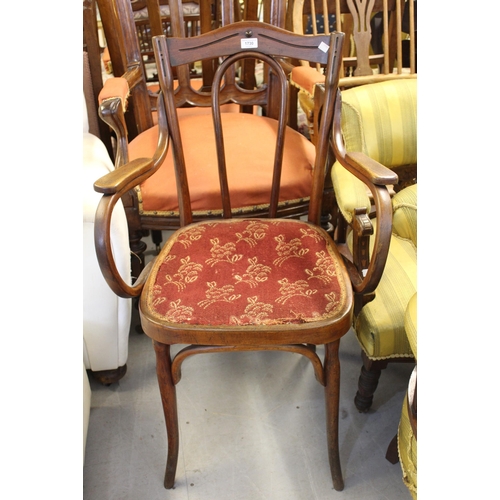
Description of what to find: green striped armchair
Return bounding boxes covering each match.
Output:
[331,78,417,412]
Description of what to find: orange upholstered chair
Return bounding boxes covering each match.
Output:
[96,0,309,279]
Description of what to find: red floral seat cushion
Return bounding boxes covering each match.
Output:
[144,219,349,326]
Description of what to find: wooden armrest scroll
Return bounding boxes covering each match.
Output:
[99,97,129,168]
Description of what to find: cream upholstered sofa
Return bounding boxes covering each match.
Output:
[83,93,132,386]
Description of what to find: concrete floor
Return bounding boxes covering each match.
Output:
[83,259,414,500]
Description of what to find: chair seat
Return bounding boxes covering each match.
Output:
[140,219,351,343]
[128,113,316,216]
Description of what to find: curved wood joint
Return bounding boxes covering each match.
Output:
[99,97,129,168]
[171,344,326,386]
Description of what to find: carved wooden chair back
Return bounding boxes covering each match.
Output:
[129,0,204,83]
[93,22,353,492]
[292,0,416,87]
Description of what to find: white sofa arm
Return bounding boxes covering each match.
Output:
[83,132,132,382]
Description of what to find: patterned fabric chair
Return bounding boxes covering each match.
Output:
[331,78,417,412]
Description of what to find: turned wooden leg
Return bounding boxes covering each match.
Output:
[324,340,344,491]
[354,352,389,413]
[153,341,179,489]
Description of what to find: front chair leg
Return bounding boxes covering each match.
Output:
[324,340,344,491]
[153,341,179,489]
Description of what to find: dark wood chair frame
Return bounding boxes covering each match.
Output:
[93,20,358,491]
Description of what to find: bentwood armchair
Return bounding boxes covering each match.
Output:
[96,0,309,279]
[93,21,355,491]
[332,78,417,412]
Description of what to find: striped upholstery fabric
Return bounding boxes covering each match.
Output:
[404,293,417,360]
[353,185,417,359]
[332,79,417,223]
[398,392,417,499]
[398,295,417,499]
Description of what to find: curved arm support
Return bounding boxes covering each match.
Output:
[94,157,156,298]
[332,90,398,296]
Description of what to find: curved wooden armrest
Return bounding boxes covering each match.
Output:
[94,158,155,298]
[93,157,157,299]
[337,151,396,296]
[344,152,398,186]
[331,92,398,297]
[94,157,156,194]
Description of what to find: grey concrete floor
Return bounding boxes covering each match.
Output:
[83,295,414,500]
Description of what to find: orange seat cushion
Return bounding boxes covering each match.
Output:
[128,113,316,215]
[144,219,349,326]
[291,66,326,96]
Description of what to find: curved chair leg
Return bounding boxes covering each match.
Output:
[153,341,179,489]
[324,340,344,491]
[354,352,389,412]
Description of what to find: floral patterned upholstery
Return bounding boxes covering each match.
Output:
[144,219,350,327]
